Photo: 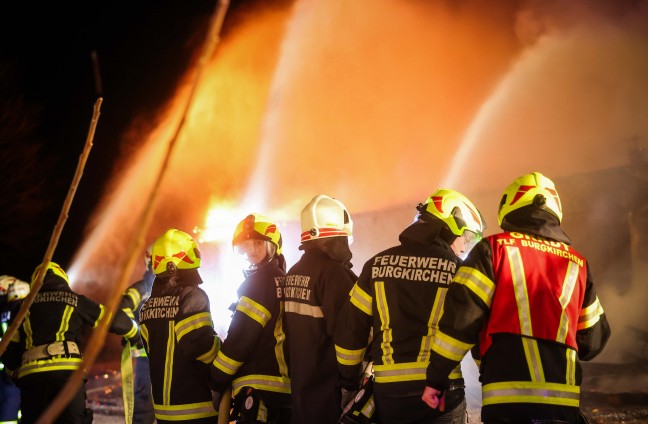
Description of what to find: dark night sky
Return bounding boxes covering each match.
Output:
[0,1,252,279]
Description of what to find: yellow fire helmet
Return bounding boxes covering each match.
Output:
[151,228,202,275]
[31,261,70,286]
[232,213,282,255]
[419,188,486,240]
[300,194,353,243]
[498,172,563,226]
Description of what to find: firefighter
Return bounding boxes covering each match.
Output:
[2,262,140,424]
[119,247,156,424]
[335,189,486,424]
[139,228,222,423]
[423,172,612,424]
[0,275,30,424]
[210,213,291,423]
[283,194,358,424]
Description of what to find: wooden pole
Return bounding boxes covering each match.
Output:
[0,97,103,358]
[37,1,231,422]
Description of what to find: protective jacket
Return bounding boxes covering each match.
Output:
[211,256,291,410]
[335,220,468,423]
[140,273,221,423]
[426,210,611,423]
[3,271,139,423]
[283,245,357,424]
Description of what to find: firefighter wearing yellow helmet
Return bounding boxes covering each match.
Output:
[210,213,291,423]
[424,172,611,424]
[283,195,358,424]
[335,188,485,423]
[139,229,222,424]
[3,261,140,423]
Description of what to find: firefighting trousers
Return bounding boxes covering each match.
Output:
[18,376,89,424]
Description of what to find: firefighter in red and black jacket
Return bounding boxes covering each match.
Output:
[283,194,358,424]
[423,172,612,424]
[139,228,222,423]
[2,262,140,424]
[211,213,291,423]
[335,189,486,424]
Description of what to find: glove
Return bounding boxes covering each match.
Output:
[340,387,358,410]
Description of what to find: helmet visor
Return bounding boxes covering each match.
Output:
[233,239,275,270]
[462,230,481,254]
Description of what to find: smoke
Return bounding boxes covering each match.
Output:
[68,0,648,367]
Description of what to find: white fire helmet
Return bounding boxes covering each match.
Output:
[300,194,353,243]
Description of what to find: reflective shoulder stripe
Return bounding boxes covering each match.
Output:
[232,374,291,396]
[284,301,323,318]
[349,283,372,316]
[154,401,217,421]
[335,344,364,366]
[236,296,271,327]
[454,266,495,307]
[482,381,580,407]
[175,312,213,341]
[578,296,603,330]
[213,350,243,375]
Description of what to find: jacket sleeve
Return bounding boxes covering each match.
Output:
[426,240,493,389]
[320,264,357,338]
[175,287,221,366]
[576,263,611,361]
[211,275,277,390]
[334,260,372,390]
[77,295,140,342]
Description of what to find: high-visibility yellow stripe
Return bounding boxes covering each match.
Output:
[431,331,472,362]
[163,321,175,405]
[58,305,73,342]
[232,374,291,396]
[284,301,323,318]
[521,337,544,382]
[335,345,365,366]
[349,284,372,316]
[482,381,580,407]
[154,401,217,421]
[375,282,394,365]
[507,246,533,337]
[566,348,576,385]
[126,288,141,307]
[213,351,243,375]
[578,296,603,330]
[454,267,495,307]
[557,261,579,342]
[374,361,427,383]
[95,304,106,328]
[196,338,220,364]
[19,357,84,378]
[175,312,213,341]
[417,288,446,363]
[236,296,271,327]
[274,303,289,378]
[24,312,33,348]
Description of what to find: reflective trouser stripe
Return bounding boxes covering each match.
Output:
[154,401,217,421]
[482,381,580,407]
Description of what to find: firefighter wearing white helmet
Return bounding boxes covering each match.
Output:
[210,213,291,424]
[139,229,222,424]
[283,195,358,424]
[3,262,140,424]
[424,172,611,424]
[335,188,485,424]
